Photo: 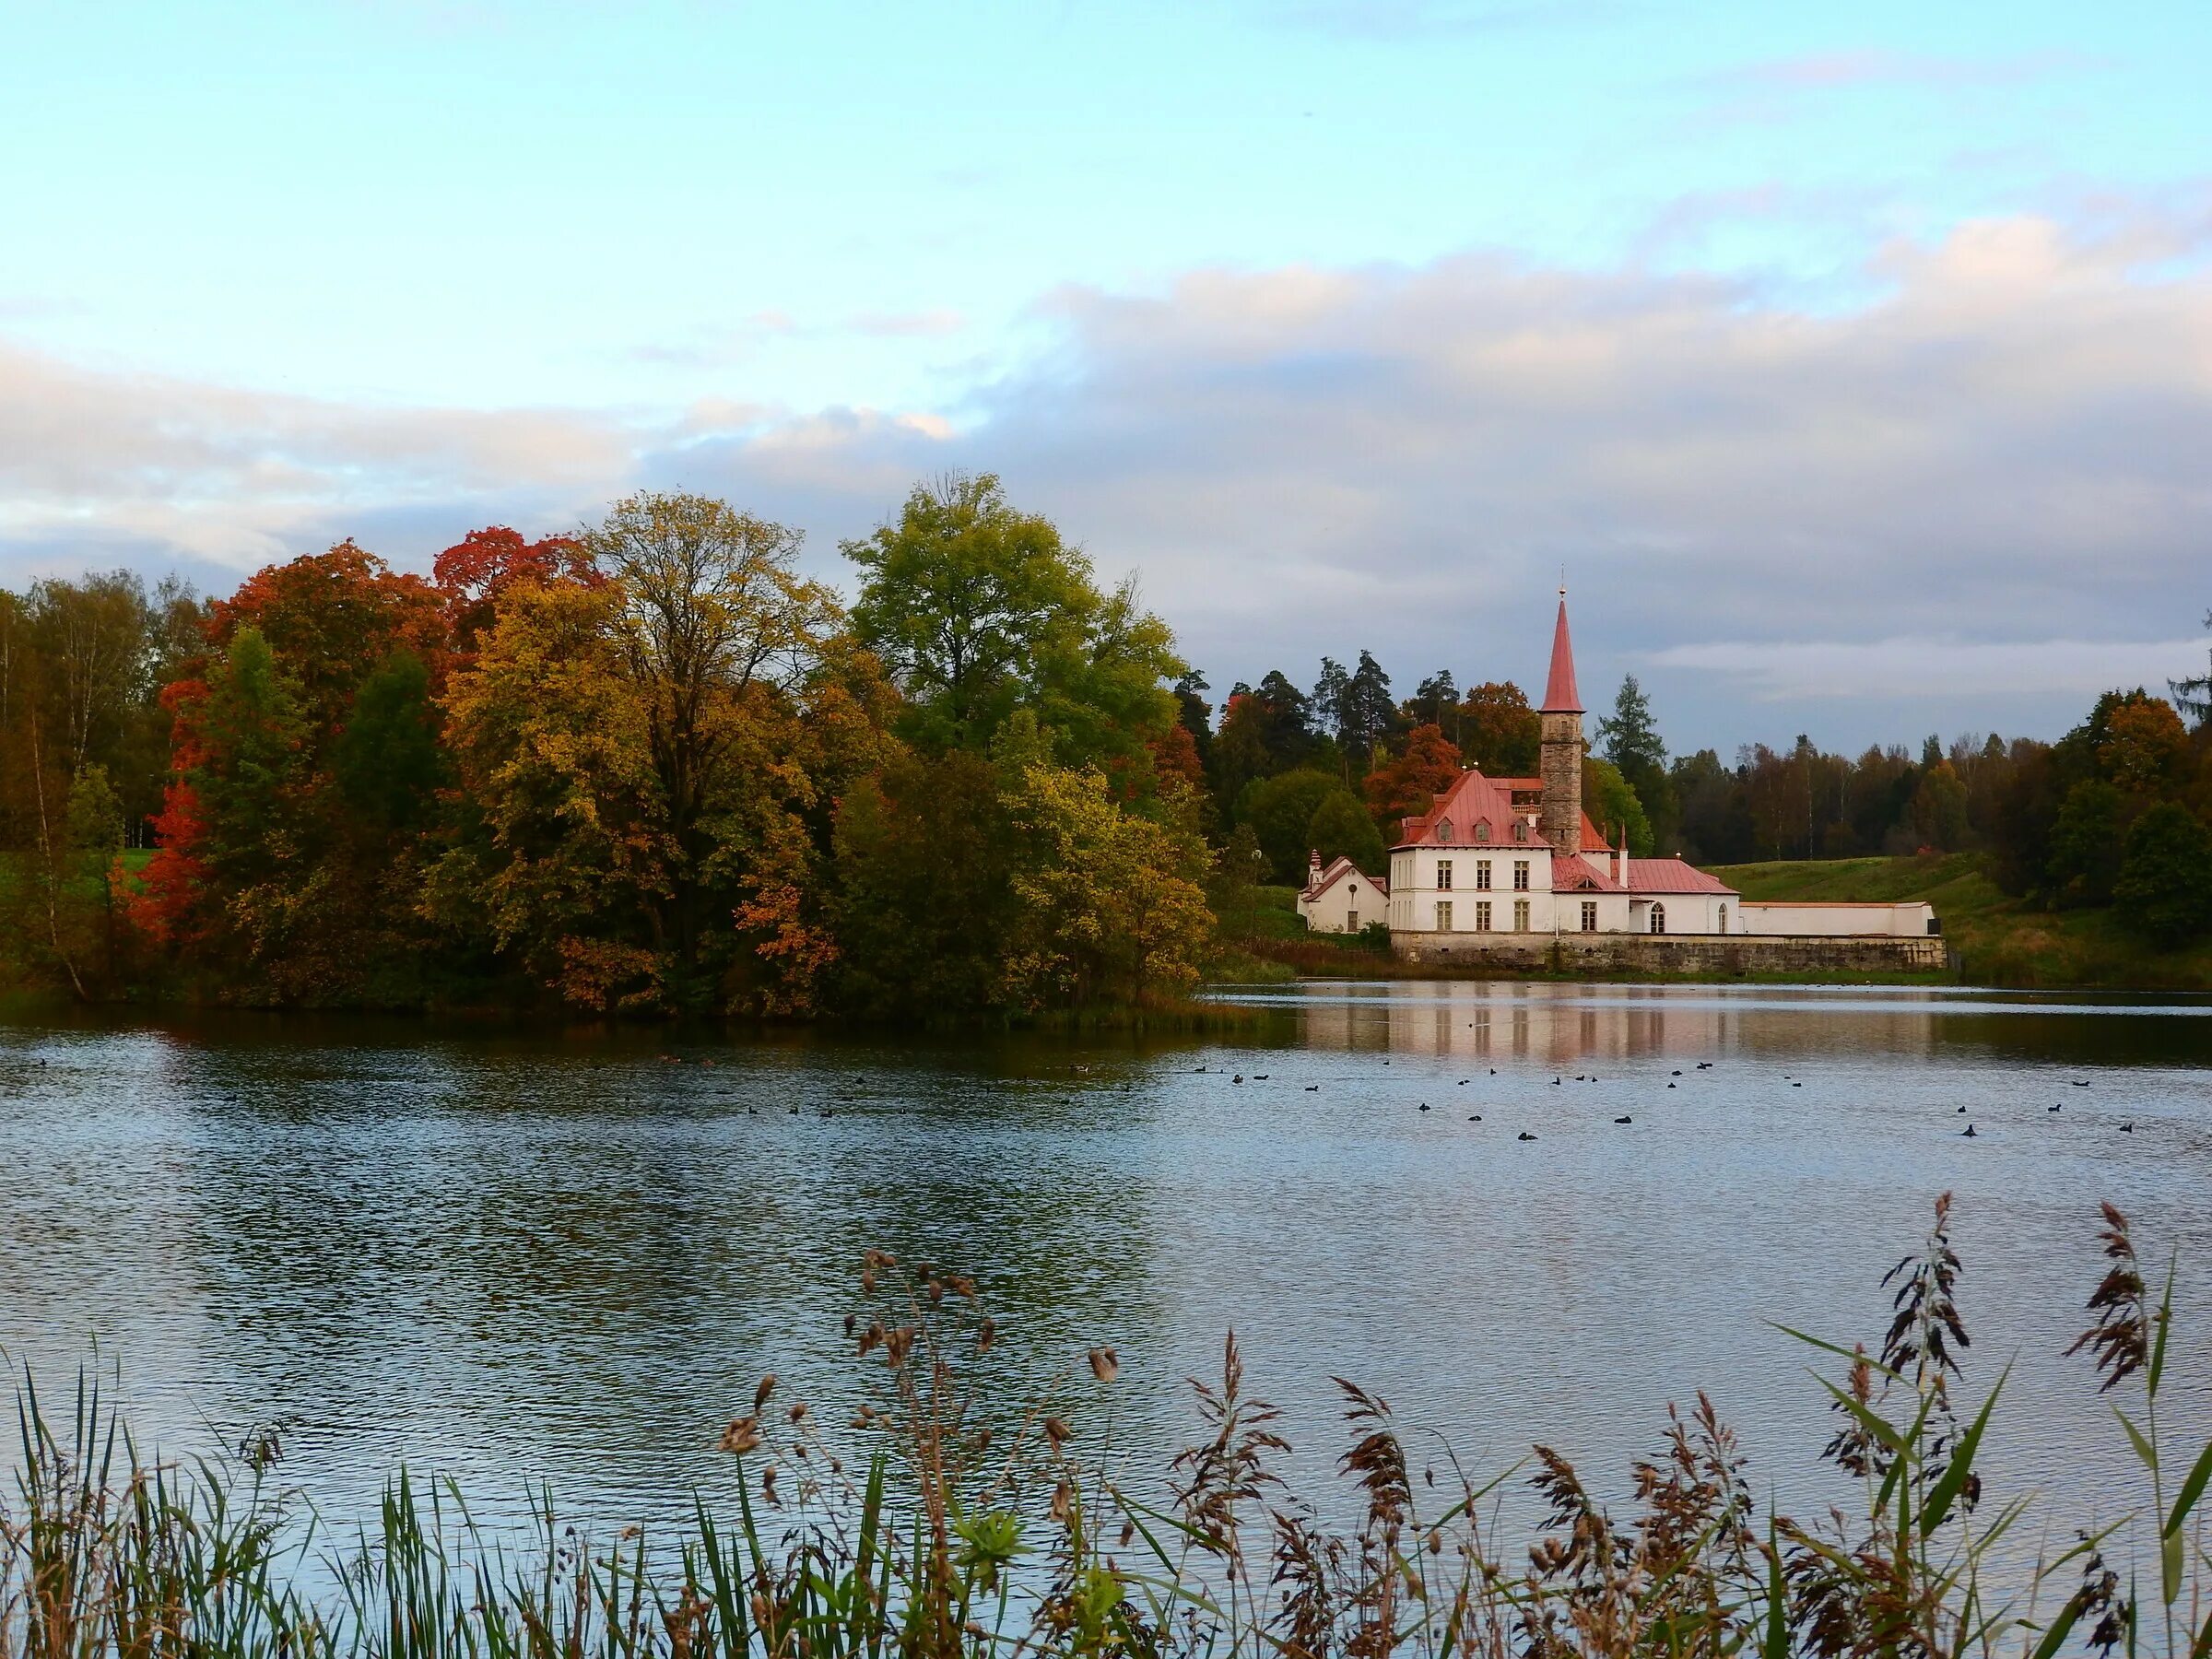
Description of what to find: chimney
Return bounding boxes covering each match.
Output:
[1308,848,1323,884]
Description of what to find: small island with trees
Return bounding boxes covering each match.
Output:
[3,474,2210,1014]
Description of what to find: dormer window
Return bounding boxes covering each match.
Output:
[1434,818,1453,842]
[1475,821,1490,843]
[1512,820,1527,842]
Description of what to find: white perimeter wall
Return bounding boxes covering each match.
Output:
[1738,901,1935,937]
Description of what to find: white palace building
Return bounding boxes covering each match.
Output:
[1297,594,1937,948]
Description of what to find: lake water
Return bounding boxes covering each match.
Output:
[3,981,2209,1559]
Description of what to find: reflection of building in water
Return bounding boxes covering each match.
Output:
[1299,982,1942,1065]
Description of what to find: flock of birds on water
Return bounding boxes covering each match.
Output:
[0,1053,2143,1138]
[1176,1053,2126,1141]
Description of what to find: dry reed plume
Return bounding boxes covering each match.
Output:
[4,1196,2209,1659]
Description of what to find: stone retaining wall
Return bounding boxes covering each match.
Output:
[1390,933,1950,975]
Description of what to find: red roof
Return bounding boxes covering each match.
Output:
[1541,596,1582,713]
[1623,857,1739,895]
[1300,856,1387,902]
[1394,768,1542,850]
[1553,854,1623,893]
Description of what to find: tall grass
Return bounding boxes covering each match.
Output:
[5,1200,2207,1659]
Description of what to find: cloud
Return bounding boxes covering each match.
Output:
[6,208,2212,743]
[1678,48,2104,131]
[1644,637,2208,703]
[0,339,644,567]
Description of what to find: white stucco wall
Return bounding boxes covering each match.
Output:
[1389,844,1557,933]
[1298,871,1385,934]
[1738,901,1936,937]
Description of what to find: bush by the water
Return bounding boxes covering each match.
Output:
[6,1197,2207,1659]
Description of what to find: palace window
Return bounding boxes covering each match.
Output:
[1581,901,1597,932]
[1435,900,1453,932]
[1475,901,1492,932]
[1475,860,1491,890]
[1513,900,1531,932]
[1649,903,1666,935]
[1435,859,1453,890]
[1512,859,1530,891]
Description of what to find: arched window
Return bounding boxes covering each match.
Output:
[1718,904,1728,934]
[1649,902,1666,935]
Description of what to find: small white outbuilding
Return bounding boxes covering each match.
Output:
[1297,853,1388,935]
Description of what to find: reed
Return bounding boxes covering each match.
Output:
[5,1198,2207,1659]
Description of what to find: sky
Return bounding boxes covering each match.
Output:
[4,0,2209,753]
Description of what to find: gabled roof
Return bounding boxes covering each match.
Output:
[1394,768,1542,851]
[1553,854,1624,893]
[1623,857,1739,896]
[1300,856,1387,903]
[1542,596,1583,713]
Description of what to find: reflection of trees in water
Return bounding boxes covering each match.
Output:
[159,1024,1168,1524]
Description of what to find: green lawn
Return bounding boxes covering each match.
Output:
[1710,853,2212,992]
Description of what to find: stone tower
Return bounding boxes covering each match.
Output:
[1538,591,1584,856]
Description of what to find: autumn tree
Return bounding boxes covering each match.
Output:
[1364,723,1463,839]
[1456,681,1540,774]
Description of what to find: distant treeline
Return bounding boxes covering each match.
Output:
[3,477,2210,1012]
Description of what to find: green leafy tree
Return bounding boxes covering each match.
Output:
[1306,789,1386,877]
[830,747,1018,1018]
[2112,802,2212,948]
[1596,675,1678,851]
[331,650,447,833]
[1906,761,1971,853]
[1236,770,1345,883]
[1207,821,1268,938]
[2045,780,2124,905]
[194,628,310,887]
[1582,755,1653,855]
[1406,670,1458,731]
[845,473,1180,768]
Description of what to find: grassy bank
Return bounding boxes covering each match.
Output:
[4,1200,2206,1658]
[1712,853,2212,992]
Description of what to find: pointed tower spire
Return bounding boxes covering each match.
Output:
[1541,589,1583,713]
[1536,587,1586,856]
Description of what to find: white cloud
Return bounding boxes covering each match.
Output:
[6,208,2211,743]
